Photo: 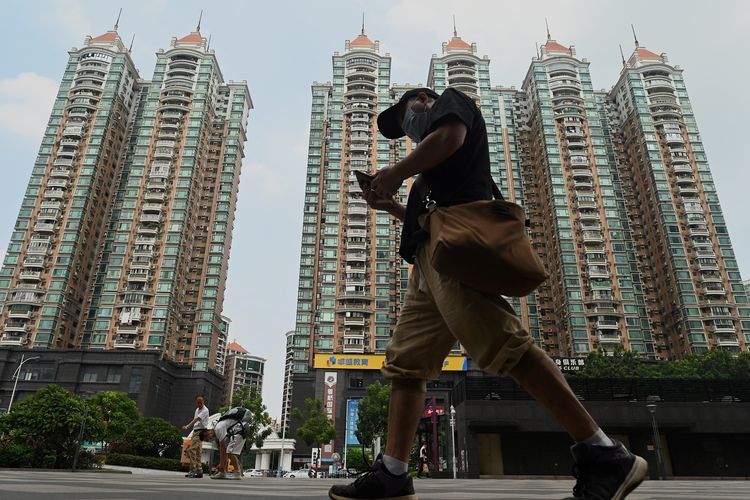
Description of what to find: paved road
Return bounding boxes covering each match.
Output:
[1,470,749,499]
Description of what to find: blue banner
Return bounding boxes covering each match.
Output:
[345,399,360,445]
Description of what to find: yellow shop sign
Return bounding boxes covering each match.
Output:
[314,354,467,371]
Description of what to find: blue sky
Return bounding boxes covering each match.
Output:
[1,0,749,417]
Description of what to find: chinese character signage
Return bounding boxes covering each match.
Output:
[345,399,360,446]
[314,354,467,371]
[322,372,337,461]
[553,357,586,372]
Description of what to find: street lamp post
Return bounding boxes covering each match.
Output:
[7,354,41,414]
[449,405,457,480]
[71,399,90,471]
[646,403,665,480]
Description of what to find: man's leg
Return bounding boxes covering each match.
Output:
[219,441,228,471]
[509,345,598,441]
[383,378,426,462]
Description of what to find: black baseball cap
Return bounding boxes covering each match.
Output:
[377,87,440,139]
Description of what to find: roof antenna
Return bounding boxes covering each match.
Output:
[453,15,457,37]
[631,24,639,47]
[129,33,135,52]
[361,12,365,35]
[197,9,203,32]
[619,44,626,65]
[114,8,122,30]
[545,17,551,40]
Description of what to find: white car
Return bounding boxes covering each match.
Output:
[244,469,265,477]
[284,468,314,478]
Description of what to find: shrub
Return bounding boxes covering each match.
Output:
[106,453,186,472]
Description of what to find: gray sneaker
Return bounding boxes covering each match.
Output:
[563,440,648,500]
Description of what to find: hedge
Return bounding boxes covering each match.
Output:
[106,453,186,472]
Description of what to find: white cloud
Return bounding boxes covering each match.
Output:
[0,73,59,141]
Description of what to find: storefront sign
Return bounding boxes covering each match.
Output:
[345,399,360,446]
[314,354,467,371]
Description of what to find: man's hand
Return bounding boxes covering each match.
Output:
[363,186,397,212]
[371,167,404,198]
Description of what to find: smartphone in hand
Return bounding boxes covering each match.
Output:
[354,170,375,191]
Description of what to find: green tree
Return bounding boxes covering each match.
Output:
[292,398,336,459]
[3,385,99,468]
[125,417,182,459]
[88,391,140,451]
[222,386,274,449]
[354,381,390,453]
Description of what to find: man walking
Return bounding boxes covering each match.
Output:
[183,395,209,478]
[328,87,647,500]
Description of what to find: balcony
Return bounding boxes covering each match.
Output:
[708,320,735,334]
[44,189,66,199]
[127,271,150,282]
[139,214,161,223]
[8,292,42,305]
[343,342,366,354]
[714,335,740,347]
[144,191,166,202]
[50,168,71,178]
[141,203,163,213]
[19,271,42,281]
[113,334,139,348]
[597,332,622,344]
[582,231,603,243]
[688,224,709,236]
[136,225,159,235]
[664,133,684,144]
[0,334,26,346]
[23,256,45,268]
[683,202,703,213]
[700,273,722,283]
[695,259,719,271]
[156,140,176,148]
[33,222,56,233]
[587,266,609,278]
[673,164,692,174]
[26,243,50,255]
[679,185,698,195]
[703,283,726,296]
[63,126,84,137]
[348,205,368,216]
[54,157,74,167]
[346,252,367,263]
[47,179,69,189]
[579,210,600,221]
[149,165,171,178]
[573,180,593,190]
[7,308,33,319]
[3,323,31,333]
[133,245,154,256]
[343,316,366,327]
[153,148,174,159]
[596,319,619,330]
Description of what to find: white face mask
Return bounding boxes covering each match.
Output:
[402,106,431,142]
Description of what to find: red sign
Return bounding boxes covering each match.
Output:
[322,372,337,461]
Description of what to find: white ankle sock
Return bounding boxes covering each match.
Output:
[382,454,408,475]
[581,428,615,447]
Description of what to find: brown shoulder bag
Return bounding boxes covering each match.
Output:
[425,182,548,296]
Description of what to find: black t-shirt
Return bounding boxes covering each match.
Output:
[398,88,498,263]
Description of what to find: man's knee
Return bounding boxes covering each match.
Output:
[391,378,427,394]
[510,344,547,375]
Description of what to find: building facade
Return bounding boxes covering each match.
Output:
[224,340,265,405]
[0,27,251,373]
[288,28,749,465]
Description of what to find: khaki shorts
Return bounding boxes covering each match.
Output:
[382,244,533,381]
